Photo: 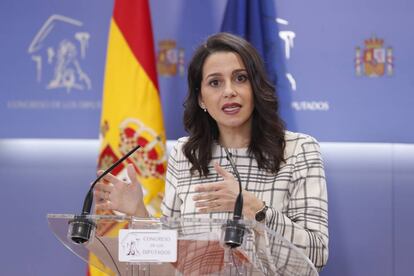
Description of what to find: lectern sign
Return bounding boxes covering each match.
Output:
[119,229,177,262]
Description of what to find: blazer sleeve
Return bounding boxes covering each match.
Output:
[265,135,329,271]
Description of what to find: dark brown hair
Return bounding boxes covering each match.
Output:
[183,32,286,176]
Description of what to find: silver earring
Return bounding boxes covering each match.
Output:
[203,108,207,112]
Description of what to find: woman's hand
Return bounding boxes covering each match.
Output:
[192,162,240,213]
[94,163,147,217]
[192,162,265,219]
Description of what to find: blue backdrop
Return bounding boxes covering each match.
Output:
[0,1,413,276]
[1,0,413,142]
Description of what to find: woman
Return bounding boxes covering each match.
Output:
[94,32,328,270]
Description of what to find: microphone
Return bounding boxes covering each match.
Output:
[223,148,245,248]
[68,144,141,244]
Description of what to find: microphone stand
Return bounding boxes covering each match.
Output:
[68,145,141,244]
[223,148,245,248]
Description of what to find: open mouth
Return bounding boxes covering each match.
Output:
[222,103,241,114]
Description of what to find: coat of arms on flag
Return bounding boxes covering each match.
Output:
[355,36,393,77]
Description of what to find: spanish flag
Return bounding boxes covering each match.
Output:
[89,0,166,275]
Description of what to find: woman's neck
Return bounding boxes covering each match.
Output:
[218,130,251,149]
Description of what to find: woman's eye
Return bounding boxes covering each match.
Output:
[209,80,220,87]
[235,74,248,82]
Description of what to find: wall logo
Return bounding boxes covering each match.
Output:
[156,40,185,77]
[355,37,393,77]
[28,14,92,92]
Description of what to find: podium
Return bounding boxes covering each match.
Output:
[47,214,317,276]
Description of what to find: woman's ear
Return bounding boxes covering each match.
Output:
[198,96,205,109]
[198,97,207,112]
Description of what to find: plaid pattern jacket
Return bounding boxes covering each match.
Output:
[161,131,329,270]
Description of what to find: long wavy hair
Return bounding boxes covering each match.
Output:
[183,32,286,177]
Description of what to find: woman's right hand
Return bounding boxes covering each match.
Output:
[94,163,148,217]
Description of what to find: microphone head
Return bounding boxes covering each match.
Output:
[223,219,245,248]
[68,215,96,244]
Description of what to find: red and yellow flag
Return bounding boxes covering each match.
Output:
[89,0,166,275]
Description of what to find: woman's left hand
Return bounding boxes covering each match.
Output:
[192,162,240,213]
[192,162,265,219]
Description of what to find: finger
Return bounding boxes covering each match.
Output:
[96,170,110,184]
[95,182,114,193]
[97,170,105,176]
[101,172,123,184]
[126,163,139,185]
[97,170,109,183]
[193,192,217,201]
[194,183,222,192]
[93,190,106,201]
[198,203,224,213]
[214,162,233,179]
[195,200,219,208]
[95,200,114,211]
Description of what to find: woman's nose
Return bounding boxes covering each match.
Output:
[223,81,237,97]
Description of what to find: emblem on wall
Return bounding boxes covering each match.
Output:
[27,14,92,92]
[355,37,393,77]
[156,39,185,77]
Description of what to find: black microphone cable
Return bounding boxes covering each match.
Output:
[223,148,245,248]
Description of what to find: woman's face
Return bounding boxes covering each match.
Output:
[199,51,254,136]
